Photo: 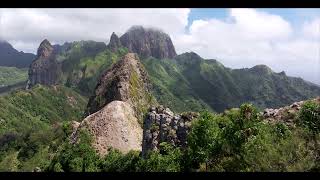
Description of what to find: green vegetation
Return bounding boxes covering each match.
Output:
[299,100,320,171]
[47,129,182,172]
[0,66,28,87]
[44,101,319,172]
[60,44,128,96]
[129,67,157,125]
[0,84,87,171]
[186,104,317,172]
[141,53,320,113]
[141,57,211,113]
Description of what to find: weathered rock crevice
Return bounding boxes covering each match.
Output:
[142,105,199,156]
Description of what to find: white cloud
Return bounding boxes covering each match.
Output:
[173,8,320,84]
[230,8,292,40]
[0,8,190,53]
[303,18,320,39]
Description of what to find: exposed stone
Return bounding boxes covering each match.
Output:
[142,105,199,156]
[262,97,320,127]
[27,39,61,89]
[73,101,143,156]
[119,26,177,59]
[107,32,122,52]
[86,53,156,120]
[33,167,41,172]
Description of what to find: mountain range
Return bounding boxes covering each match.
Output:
[0,41,35,68]
[21,26,320,112]
[0,25,319,172]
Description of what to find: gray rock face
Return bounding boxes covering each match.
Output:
[119,26,177,59]
[142,106,199,156]
[107,32,122,52]
[72,100,143,156]
[27,39,61,89]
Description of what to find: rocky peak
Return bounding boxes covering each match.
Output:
[119,26,177,59]
[37,39,54,58]
[74,53,158,155]
[26,39,61,89]
[86,53,156,121]
[249,64,273,74]
[175,52,203,65]
[107,32,122,52]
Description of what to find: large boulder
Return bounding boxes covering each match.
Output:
[74,101,143,156]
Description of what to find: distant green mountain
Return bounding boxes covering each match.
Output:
[0,41,35,68]
[141,52,320,112]
[45,40,127,96]
[0,84,87,171]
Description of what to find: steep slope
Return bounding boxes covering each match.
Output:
[140,56,212,113]
[0,84,87,171]
[0,41,35,68]
[141,52,320,113]
[86,53,156,121]
[25,39,119,95]
[23,26,320,114]
[73,53,156,156]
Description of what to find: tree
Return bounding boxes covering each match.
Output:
[299,100,320,170]
[187,111,223,171]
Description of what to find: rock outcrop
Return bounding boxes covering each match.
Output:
[262,97,320,127]
[86,53,156,121]
[73,101,143,156]
[73,53,156,156]
[26,39,61,89]
[107,32,122,52]
[119,26,177,59]
[142,106,199,156]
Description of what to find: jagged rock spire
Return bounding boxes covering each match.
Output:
[107,32,122,52]
[26,39,60,89]
[37,39,54,58]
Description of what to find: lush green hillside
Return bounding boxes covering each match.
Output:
[51,43,320,113]
[0,66,28,87]
[141,52,320,113]
[141,57,212,113]
[51,41,128,96]
[0,84,87,171]
[44,40,320,114]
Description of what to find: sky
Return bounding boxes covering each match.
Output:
[0,8,319,84]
